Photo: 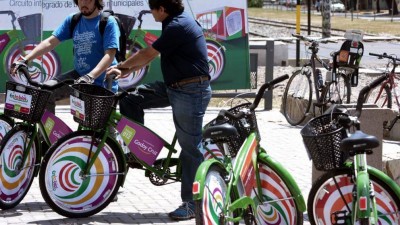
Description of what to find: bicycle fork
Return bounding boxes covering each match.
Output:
[352,154,378,225]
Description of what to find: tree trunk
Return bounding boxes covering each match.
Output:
[385,0,399,14]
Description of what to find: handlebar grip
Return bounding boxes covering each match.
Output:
[107,74,117,90]
[369,52,382,57]
[18,67,41,87]
[251,74,289,110]
[355,74,388,117]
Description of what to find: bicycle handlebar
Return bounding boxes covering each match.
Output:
[355,74,388,118]
[292,34,330,44]
[18,67,74,90]
[216,74,289,121]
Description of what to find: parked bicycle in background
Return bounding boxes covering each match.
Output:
[363,52,400,135]
[283,31,363,126]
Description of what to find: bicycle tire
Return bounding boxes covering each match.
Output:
[283,68,312,126]
[250,158,303,225]
[39,130,124,218]
[0,114,14,141]
[320,73,351,112]
[364,84,392,108]
[0,124,39,210]
[307,168,400,225]
[195,165,238,225]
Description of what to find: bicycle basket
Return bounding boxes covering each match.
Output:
[300,113,349,171]
[4,81,52,123]
[70,84,115,130]
[203,103,259,157]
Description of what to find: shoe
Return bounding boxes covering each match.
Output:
[168,201,196,220]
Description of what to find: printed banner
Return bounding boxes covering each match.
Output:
[0,0,250,91]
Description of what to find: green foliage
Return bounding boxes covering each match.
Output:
[248,0,264,7]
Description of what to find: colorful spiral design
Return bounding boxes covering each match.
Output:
[312,174,400,225]
[118,43,148,88]
[253,165,298,225]
[0,120,12,141]
[0,131,36,203]
[202,170,231,225]
[206,39,225,82]
[43,135,119,212]
[6,44,60,83]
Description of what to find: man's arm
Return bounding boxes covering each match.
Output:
[87,48,117,79]
[24,35,60,63]
[117,46,159,71]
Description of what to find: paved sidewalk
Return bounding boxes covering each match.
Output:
[1,106,399,224]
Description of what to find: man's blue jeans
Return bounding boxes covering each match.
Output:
[120,80,211,202]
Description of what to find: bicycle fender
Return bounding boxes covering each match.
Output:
[258,151,307,212]
[192,158,226,201]
[367,165,400,200]
[107,136,128,187]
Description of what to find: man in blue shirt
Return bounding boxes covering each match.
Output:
[11,0,120,112]
[106,0,211,220]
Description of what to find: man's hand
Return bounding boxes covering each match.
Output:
[10,58,28,75]
[106,66,122,80]
[75,74,94,84]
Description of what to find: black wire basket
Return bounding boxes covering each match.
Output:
[70,84,115,130]
[4,81,52,123]
[203,103,259,157]
[301,113,349,171]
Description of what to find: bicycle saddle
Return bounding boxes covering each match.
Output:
[340,130,379,155]
[203,123,238,140]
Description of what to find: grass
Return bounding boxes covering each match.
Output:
[248,7,400,36]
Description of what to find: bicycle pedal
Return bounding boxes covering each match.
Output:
[331,210,350,225]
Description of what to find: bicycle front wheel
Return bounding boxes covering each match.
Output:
[0,124,39,209]
[308,169,400,225]
[195,165,237,225]
[283,68,312,126]
[251,159,303,225]
[39,130,125,218]
[364,84,392,108]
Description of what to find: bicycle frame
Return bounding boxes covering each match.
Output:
[193,124,306,223]
[78,107,182,187]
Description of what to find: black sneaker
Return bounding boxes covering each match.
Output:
[168,201,196,220]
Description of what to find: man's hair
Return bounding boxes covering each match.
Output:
[73,0,104,10]
[148,0,184,15]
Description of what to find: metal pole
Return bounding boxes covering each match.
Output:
[296,0,301,66]
[264,40,274,110]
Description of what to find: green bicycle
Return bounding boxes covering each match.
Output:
[193,75,306,224]
[302,74,400,225]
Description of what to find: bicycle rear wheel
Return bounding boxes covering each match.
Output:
[308,168,400,225]
[0,124,39,209]
[282,68,312,126]
[39,130,124,218]
[251,159,303,225]
[0,114,13,141]
[364,84,392,108]
[195,165,237,225]
[319,73,351,114]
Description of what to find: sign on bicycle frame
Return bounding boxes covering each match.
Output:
[0,0,250,91]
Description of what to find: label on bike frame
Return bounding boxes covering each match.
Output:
[70,95,85,120]
[5,90,32,114]
[41,110,73,145]
[116,117,164,166]
[234,136,257,196]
